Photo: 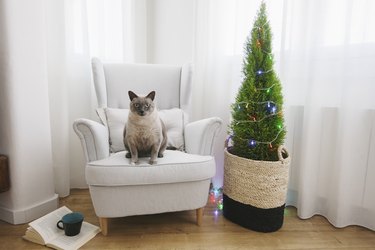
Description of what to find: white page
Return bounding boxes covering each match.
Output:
[28,206,72,243]
[48,222,101,250]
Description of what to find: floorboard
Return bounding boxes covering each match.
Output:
[0,189,374,249]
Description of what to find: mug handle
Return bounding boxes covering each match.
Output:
[57,220,64,230]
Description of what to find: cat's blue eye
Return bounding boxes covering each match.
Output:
[134,103,139,108]
[145,104,150,108]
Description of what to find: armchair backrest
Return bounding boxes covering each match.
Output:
[91,58,193,114]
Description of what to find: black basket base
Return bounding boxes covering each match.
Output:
[223,194,285,232]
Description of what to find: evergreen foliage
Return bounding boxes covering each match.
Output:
[229,2,285,161]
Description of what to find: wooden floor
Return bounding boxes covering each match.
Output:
[0,189,374,250]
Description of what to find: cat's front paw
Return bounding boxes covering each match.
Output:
[130,157,138,165]
[158,152,164,158]
[125,152,131,158]
[149,159,157,165]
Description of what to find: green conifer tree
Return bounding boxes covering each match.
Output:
[228,2,285,161]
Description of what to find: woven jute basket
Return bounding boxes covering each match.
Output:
[223,146,291,232]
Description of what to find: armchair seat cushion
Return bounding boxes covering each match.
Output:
[86,150,215,186]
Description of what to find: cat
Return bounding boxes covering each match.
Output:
[123,90,167,165]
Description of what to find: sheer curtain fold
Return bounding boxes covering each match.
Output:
[280,0,375,230]
[45,0,140,196]
[193,0,375,230]
[45,0,92,196]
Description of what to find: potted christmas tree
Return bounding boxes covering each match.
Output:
[223,2,291,232]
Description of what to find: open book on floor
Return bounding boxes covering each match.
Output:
[23,206,101,250]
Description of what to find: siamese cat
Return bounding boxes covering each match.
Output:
[123,91,167,165]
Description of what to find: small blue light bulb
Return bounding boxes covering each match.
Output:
[248,139,257,148]
[256,70,263,75]
[266,102,277,114]
[271,106,277,114]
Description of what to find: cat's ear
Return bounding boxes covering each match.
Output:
[146,91,156,101]
[128,91,138,101]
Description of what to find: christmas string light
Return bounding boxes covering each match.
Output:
[249,46,274,57]
[252,22,274,57]
[225,135,233,148]
[253,22,271,34]
[248,139,257,148]
[248,37,273,56]
[256,39,262,48]
[237,100,276,106]
[235,100,279,116]
[250,127,285,144]
[266,101,277,114]
[256,68,272,76]
[236,109,283,125]
[227,126,285,149]
[234,111,282,124]
[253,47,273,56]
[209,186,223,216]
[256,83,275,92]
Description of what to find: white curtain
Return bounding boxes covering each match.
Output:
[45,0,93,197]
[280,0,375,230]
[44,0,142,196]
[193,0,375,230]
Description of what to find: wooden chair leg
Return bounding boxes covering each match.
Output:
[196,207,204,226]
[99,217,108,236]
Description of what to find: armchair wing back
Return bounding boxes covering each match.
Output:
[91,57,193,113]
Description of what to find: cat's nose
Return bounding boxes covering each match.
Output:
[139,110,145,115]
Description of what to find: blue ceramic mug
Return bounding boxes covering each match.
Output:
[57,212,84,236]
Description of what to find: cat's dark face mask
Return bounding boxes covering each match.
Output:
[128,91,156,117]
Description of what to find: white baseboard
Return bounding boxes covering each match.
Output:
[0,194,59,224]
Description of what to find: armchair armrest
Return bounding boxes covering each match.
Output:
[73,118,110,162]
[184,117,222,155]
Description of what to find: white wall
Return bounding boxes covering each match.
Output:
[0,0,58,224]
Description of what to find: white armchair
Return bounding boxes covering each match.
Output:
[73,58,222,235]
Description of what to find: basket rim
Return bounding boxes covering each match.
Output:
[225,146,290,165]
